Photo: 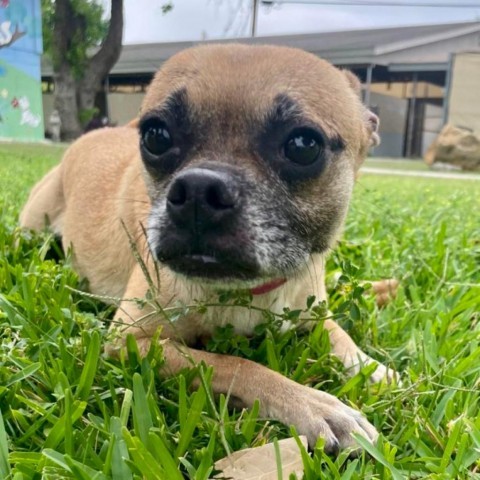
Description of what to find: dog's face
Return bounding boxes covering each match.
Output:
[138,45,378,286]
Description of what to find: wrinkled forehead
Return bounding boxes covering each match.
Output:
[141,45,364,142]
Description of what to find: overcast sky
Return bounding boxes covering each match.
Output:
[121,0,480,44]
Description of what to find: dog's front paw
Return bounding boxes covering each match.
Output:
[369,278,399,307]
[367,360,401,385]
[286,387,378,452]
[344,352,400,385]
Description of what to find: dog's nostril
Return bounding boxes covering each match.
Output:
[205,184,235,210]
[167,179,187,205]
[166,168,241,227]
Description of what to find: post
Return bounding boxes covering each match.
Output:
[364,64,373,106]
[251,0,259,37]
[442,53,454,127]
[406,72,418,157]
[104,75,110,121]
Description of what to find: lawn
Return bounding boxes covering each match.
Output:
[1,143,479,479]
[364,157,431,172]
[364,157,480,178]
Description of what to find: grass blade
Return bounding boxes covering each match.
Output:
[0,409,11,479]
[109,416,133,480]
[76,330,101,401]
[132,373,153,444]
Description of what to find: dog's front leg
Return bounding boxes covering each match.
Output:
[130,336,377,452]
[324,319,397,383]
[105,265,377,452]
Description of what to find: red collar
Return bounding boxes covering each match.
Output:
[250,278,287,296]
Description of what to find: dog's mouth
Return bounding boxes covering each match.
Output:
[250,277,287,295]
[160,252,259,281]
[159,252,287,294]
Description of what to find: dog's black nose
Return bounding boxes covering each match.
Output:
[166,168,240,230]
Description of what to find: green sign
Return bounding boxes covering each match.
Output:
[0,0,44,141]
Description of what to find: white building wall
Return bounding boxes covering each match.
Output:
[448,52,480,133]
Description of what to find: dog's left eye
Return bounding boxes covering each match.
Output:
[141,121,173,156]
[284,129,322,165]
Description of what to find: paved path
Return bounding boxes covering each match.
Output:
[361,167,480,181]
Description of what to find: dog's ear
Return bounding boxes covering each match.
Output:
[364,108,380,147]
[342,70,380,147]
[126,118,139,128]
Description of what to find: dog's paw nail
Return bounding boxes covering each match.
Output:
[323,437,340,455]
[297,390,377,454]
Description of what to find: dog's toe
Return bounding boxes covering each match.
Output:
[345,353,400,385]
[368,361,402,385]
[325,404,378,453]
[293,388,378,453]
[370,278,400,307]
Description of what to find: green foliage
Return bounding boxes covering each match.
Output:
[1,144,480,478]
[41,0,109,78]
[41,0,56,62]
[78,107,100,126]
[161,1,174,14]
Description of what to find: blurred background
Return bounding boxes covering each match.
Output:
[1,0,480,164]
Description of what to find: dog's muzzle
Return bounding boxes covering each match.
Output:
[166,167,241,232]
[155,165,259,280]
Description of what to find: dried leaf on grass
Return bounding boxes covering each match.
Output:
[213,436,307,479]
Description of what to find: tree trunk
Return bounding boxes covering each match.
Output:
[77,88,97,116]
[78,0,124,116]
[50,0,80,139]
[53,67,82,140]
[50,0,124,140]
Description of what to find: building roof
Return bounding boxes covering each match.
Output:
[41,20,480,77]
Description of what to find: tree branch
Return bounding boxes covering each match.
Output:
[51,0,75,70]
[84,0,124,85]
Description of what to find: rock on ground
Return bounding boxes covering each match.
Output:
[425,124,480,171]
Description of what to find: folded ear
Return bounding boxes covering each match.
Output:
[126,118,139,128]
[364,108,380,147]
[342,70,380,147]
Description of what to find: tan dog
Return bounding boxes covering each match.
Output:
[20,44,390,453]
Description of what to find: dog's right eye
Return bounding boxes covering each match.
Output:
[141,122,173,156]
[284,128,323,166]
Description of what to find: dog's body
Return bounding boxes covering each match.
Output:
[20,44,391,452]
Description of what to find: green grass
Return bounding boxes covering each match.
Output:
[365,157,431,171]
[1,143,479,479]
[365,157,480,176]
